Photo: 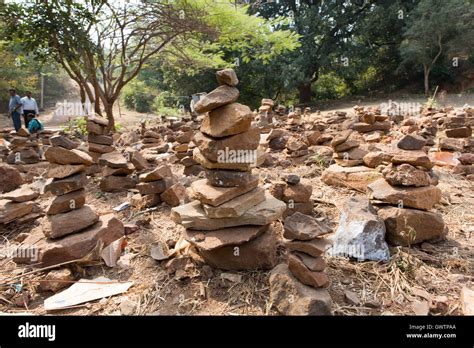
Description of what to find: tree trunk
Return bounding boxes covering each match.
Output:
[104,102,115,132]
[93,82,102,116]
[298,83,312,104]
[424,65,430,96]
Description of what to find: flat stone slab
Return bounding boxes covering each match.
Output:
[1,185,39,203]
[171,193,285,230]
[285,238,332,258]
[14,214,124,267]
[190,178,258,207]
[183,224,268,251]
[321,164,382,192]
[283,212,332,240]
[198,225,277,271]
[98,152,128,168]
[44,147,93,165]
[205,169,258,187]
[47,189,86,215]
[0,199,34,224]
[47,164,86,179]
[203,187,265,218]
[194,85,240,114]
[193,148,257,171]
[41,205,99,239]
[368,178,441,211]
[45,172,87,196]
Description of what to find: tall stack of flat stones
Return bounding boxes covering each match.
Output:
[368,134,447,246]
[43,137,97,238]
[330,129,367,167]
[171,69,285,270]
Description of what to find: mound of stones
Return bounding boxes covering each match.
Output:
[14,136,125,267]
[352,106,391,134]
[0,184,39,225]
[269,174,313,217]
[171,69,285,270]
[368,134,447,246]
[87,116,115,159]
[6,127,41,165]
[256,98,275,130]
[99,151,137,192]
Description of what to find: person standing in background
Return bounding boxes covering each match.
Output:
[20,91,39,128]
[8,89,22,131]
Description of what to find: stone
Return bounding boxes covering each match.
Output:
[459,153,474,165]
[160,183,186,207]
[269,263,332,315]
[176,130,194,144]
[445,127,472,138]
[361,113,376,124]
[334,147,368,161]
[136,179,172,195]
[88,134,114,145]
[397,134,427,150]
[194,127,259,162]
[98,152,128,168]
[193,85,240,114]
[439,138,465,152]
[100,175,137,192]
[353,121,391,133]
[44,147,93,165]
[171,193,285,230]
[183,164,204,176]
[461,287,474,315]
[0,199,34,224]
[46,164,86,179]
[87,121,106,135]
[283,201,314,218]
[6,148,40,164]
[131,151,149,171]
[329,197,390,262]
[205,169,257,187]
[344,290,360,305]
[184,224,269,251]
[143,130,161,139]
[281,174,300,185]
[216,68,239,86]
[88,115,109,126]
[367,178,441,210]
[45,172,87,196]
[390,150,434,170]
[193,148,256,171]
[203,187,265,218]
[102,163,135,176]
[453,164,474,176]
[286,238,332,258]
[14,214,124,267]
[364,132,382,142]
[281,182,312,203]
[377,207,447,246]
[139,165,172,182]
[268,136,287,150]
[330,130,353,147]
[283,212,332,240]
[333,140,360,153]
[1,186,38,203]
[321,165,382,192]
[0,164,23,193]
[198,225,277,270]
[50,135,78,150]
[363,151,393,168]
[382,163,433,187]
[16,127,30,137]
[42,205,99,239]
[47,189,86,215]
[288,253,329,288]
[38,269,74,292]
[190,178,258,207]
[130,193,161,208]
[88,142,115,154]
[305,130,321,145]
[293,252,326,272]
[201,103,253,137]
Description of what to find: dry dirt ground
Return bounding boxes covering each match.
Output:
[0,99,473,316]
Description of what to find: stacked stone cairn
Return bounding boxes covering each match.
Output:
[367,134,447,246]
[269,174,313,218]
[352,106,391,134]
[330,129,368,167]
[99,151,137,192]
[256,98,275,130]
[132,164,184,208]
[0,184,39,225]
[87,116,115,158]
[6,127,41,165]
[171,69,286,270]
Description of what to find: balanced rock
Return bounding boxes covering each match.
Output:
[203,187,265,218]
[205,169,258,187]
[0,163,23,193]
[190,178,258,207]
[1,186,38,203]
[293,252,326,272]
[321,164,382,192]
[397,134,427,150]
[44,147,93,165]
[283,212,331,240]
[0,199,34,224]
[139,165,172,182]
[88,134,113,145]
[98,152,128,168]
[285,238,332,258]
[47,164,86,179]
[45,172,87,196]
[287,253,329,288]
[50,135,78,150]
[201,103,253,137]
[100,175,137,192]
[382,163,434,187]
[193,148,256,171]
[194,85,240,114]
[216,69,239,87]
[42,205,99,239]
[47,189,86,215]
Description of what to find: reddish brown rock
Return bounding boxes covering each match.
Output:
[44,147,93,165]
[0,199,34,224]
[397,134,427,150]
[46,189,86,215]
[1,186,38,203]
[194,85,240,114]
[216,68,239,87]
[190,178,258,207]
[88,142,115,154]
[42,205,99,239]
[45,172,87,196]
[287,253,329,288]
[160,183,187,207]
[47,164,86,179]
[0,163,23,193]
[205,169,258,187]
[98,152,128,168]
[285,238,332,258]
[382,163,434,187]
[201,103,253,137]
[283,212,331,240]
[14,214,124,267]
[100,175,137,192]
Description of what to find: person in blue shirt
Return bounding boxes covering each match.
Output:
[8,89,22,131]
[26,113,44,134]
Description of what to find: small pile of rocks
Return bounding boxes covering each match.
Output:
[6,127,41,165]
[269,174,313,217]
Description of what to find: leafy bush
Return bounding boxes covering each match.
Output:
[63,117,87,138]
[122,80,155,113]
[312,72,351,100]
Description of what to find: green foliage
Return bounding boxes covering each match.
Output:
[63,117,87,138]
[312,72,351,101]
[122,81,155,113]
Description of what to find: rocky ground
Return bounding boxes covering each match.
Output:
[0,90,473,316]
